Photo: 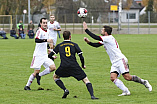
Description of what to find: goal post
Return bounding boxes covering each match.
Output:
[0,15,12,30]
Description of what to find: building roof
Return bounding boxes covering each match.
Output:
[122,0,142,9]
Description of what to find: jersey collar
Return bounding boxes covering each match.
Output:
[50,21,54,24]
[41,27,47,32]
[64,40,70,41]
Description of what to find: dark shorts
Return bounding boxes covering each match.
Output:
[55,66,87,81]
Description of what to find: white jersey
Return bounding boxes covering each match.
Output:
[99,35,127,64]
[33,28,48,57]
[47,21,61,39]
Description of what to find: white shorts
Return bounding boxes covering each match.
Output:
[30,56,54,69]
[49,36,57,46]
[110,58,129,77]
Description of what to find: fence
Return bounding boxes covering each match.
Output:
[0,11,157,34]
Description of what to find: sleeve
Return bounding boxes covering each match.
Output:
[57,22,61,29]
[17,24,19,29]
[35,29,41,39]
[88,42,103,47]
[53,44,59,54]
[85,29,102,41]
[35,29,47,43]
[99,36,109,43]
[35,38,47,43]
[75,43,85,67]
[75,43,82,55]
[79,54,84,68]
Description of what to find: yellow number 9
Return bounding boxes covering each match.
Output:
[65,46,71,57]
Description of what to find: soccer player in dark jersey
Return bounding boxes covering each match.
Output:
[48,31,98,99]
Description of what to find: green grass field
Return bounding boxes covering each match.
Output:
[0,33,157,104]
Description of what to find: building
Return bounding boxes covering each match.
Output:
[121,0,142,22]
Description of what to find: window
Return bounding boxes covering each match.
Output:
[126,13,136,19]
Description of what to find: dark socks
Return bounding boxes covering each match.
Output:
[132,75,145,84]
[55,79,66,91]
[86,83,94,96]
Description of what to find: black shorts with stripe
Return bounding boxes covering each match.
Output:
[55,66,87,81]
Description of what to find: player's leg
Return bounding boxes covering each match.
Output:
[53,37,57,49]
[111,60,130,96]
[39,64,56,76]
[36,59,56,85]
[24,69,40,90]
[110,72,130,96]
[24,56,42,90]
[82,77,99,99]
[121,58,152,92]
[53,73,69,98]
[123,73,152,92]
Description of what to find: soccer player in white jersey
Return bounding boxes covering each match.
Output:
[47,15,61,49]
[24,18,56,90]
[83,21,152,96]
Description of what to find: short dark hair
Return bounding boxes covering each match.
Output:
[103,25,112,35]
[63,31,71,40]
[40,18,47,23]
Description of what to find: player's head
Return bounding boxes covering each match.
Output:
[30,20,33,23]
[101,26,112,36]
[50,15,55,22]
[19,20,22,23]
[40,18,47,30]
[63,31,71,40]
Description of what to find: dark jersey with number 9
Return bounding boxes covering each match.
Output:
[53,40,82,67]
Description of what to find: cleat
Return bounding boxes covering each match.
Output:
[118,90,131,96]
[36,73,41,85]
[62,89,69,98]
[144,80,152,92]
[24,86,31,90]
[91,96,99,100]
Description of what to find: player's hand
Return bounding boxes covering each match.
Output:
[53,28,57,31]
[84,37,90,43]
[82,65,86,69]
[48,49,52,54]
[52,56,57,59]
[47,39,53,43]
[83,21,88,30]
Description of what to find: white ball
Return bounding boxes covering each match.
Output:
[77,8,88,18]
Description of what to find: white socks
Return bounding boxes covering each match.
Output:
[26,74,35,87]
[114,79,128,92]
[39,68,51,76]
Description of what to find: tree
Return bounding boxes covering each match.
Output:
[0,0,56,28]
[142,0,157,12]
[42,0,56,15]
[141,0,157,23]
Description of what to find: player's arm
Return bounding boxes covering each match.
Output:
[75,43,85,69]
[78,52,85,69]
[35,38,47,43]
[83,21,101,41]
[84,37,103,47]
[35,38,53,43]
[48,45,59,60]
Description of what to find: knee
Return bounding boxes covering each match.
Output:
[53,74,57,80]
[82,77,90,84]
[49,65,56,72]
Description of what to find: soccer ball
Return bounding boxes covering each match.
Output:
[77,8,88,18]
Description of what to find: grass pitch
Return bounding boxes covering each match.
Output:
[0,33,157,104]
